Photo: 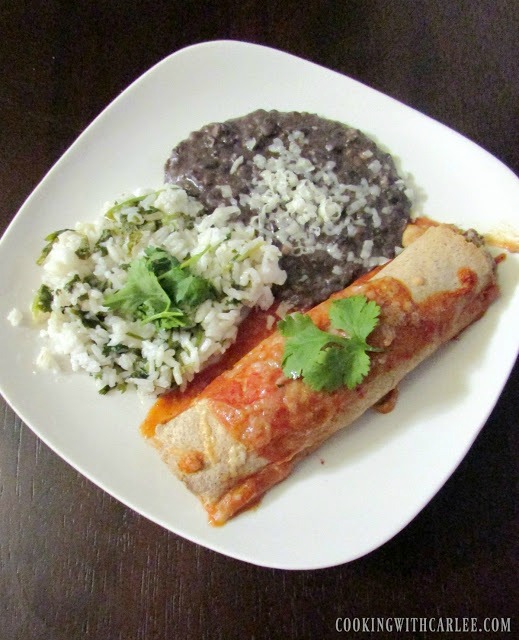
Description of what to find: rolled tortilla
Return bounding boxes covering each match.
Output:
[151,225,498,524]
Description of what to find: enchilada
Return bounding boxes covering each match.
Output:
[147,225,498,524]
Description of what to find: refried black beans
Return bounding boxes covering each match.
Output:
[165,110,412,309]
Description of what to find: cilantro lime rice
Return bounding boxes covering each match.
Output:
[32,185,286,395]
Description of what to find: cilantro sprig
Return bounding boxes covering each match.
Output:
[103,247,216,330]
[278,296,381,392]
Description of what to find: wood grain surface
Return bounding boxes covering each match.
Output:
[1,2,517,639]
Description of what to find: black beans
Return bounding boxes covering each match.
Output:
[165,110,411,309]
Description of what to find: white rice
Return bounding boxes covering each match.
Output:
[31,185,286,396]
[7,308,23,326]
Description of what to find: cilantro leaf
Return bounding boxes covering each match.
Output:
[341,341,371,389]
[102,247,216,330]
[144,246,180,277]
[278,313,341,379]
[303,347,345,392]
[144,246,215,306]
[103,258,170,317]
[157,265,187,300]
[278,296,381,392]
[174,273,216,307]
[156,261,216,307]
[329,295,380,342]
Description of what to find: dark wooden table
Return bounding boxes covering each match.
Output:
[1,2,517,638]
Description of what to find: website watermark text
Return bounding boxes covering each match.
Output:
[335,617,511,634]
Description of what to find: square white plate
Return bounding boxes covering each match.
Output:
[1,41,518,569]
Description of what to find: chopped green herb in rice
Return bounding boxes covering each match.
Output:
[32,185,286,396]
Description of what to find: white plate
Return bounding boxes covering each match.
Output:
[1,41,518,570]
